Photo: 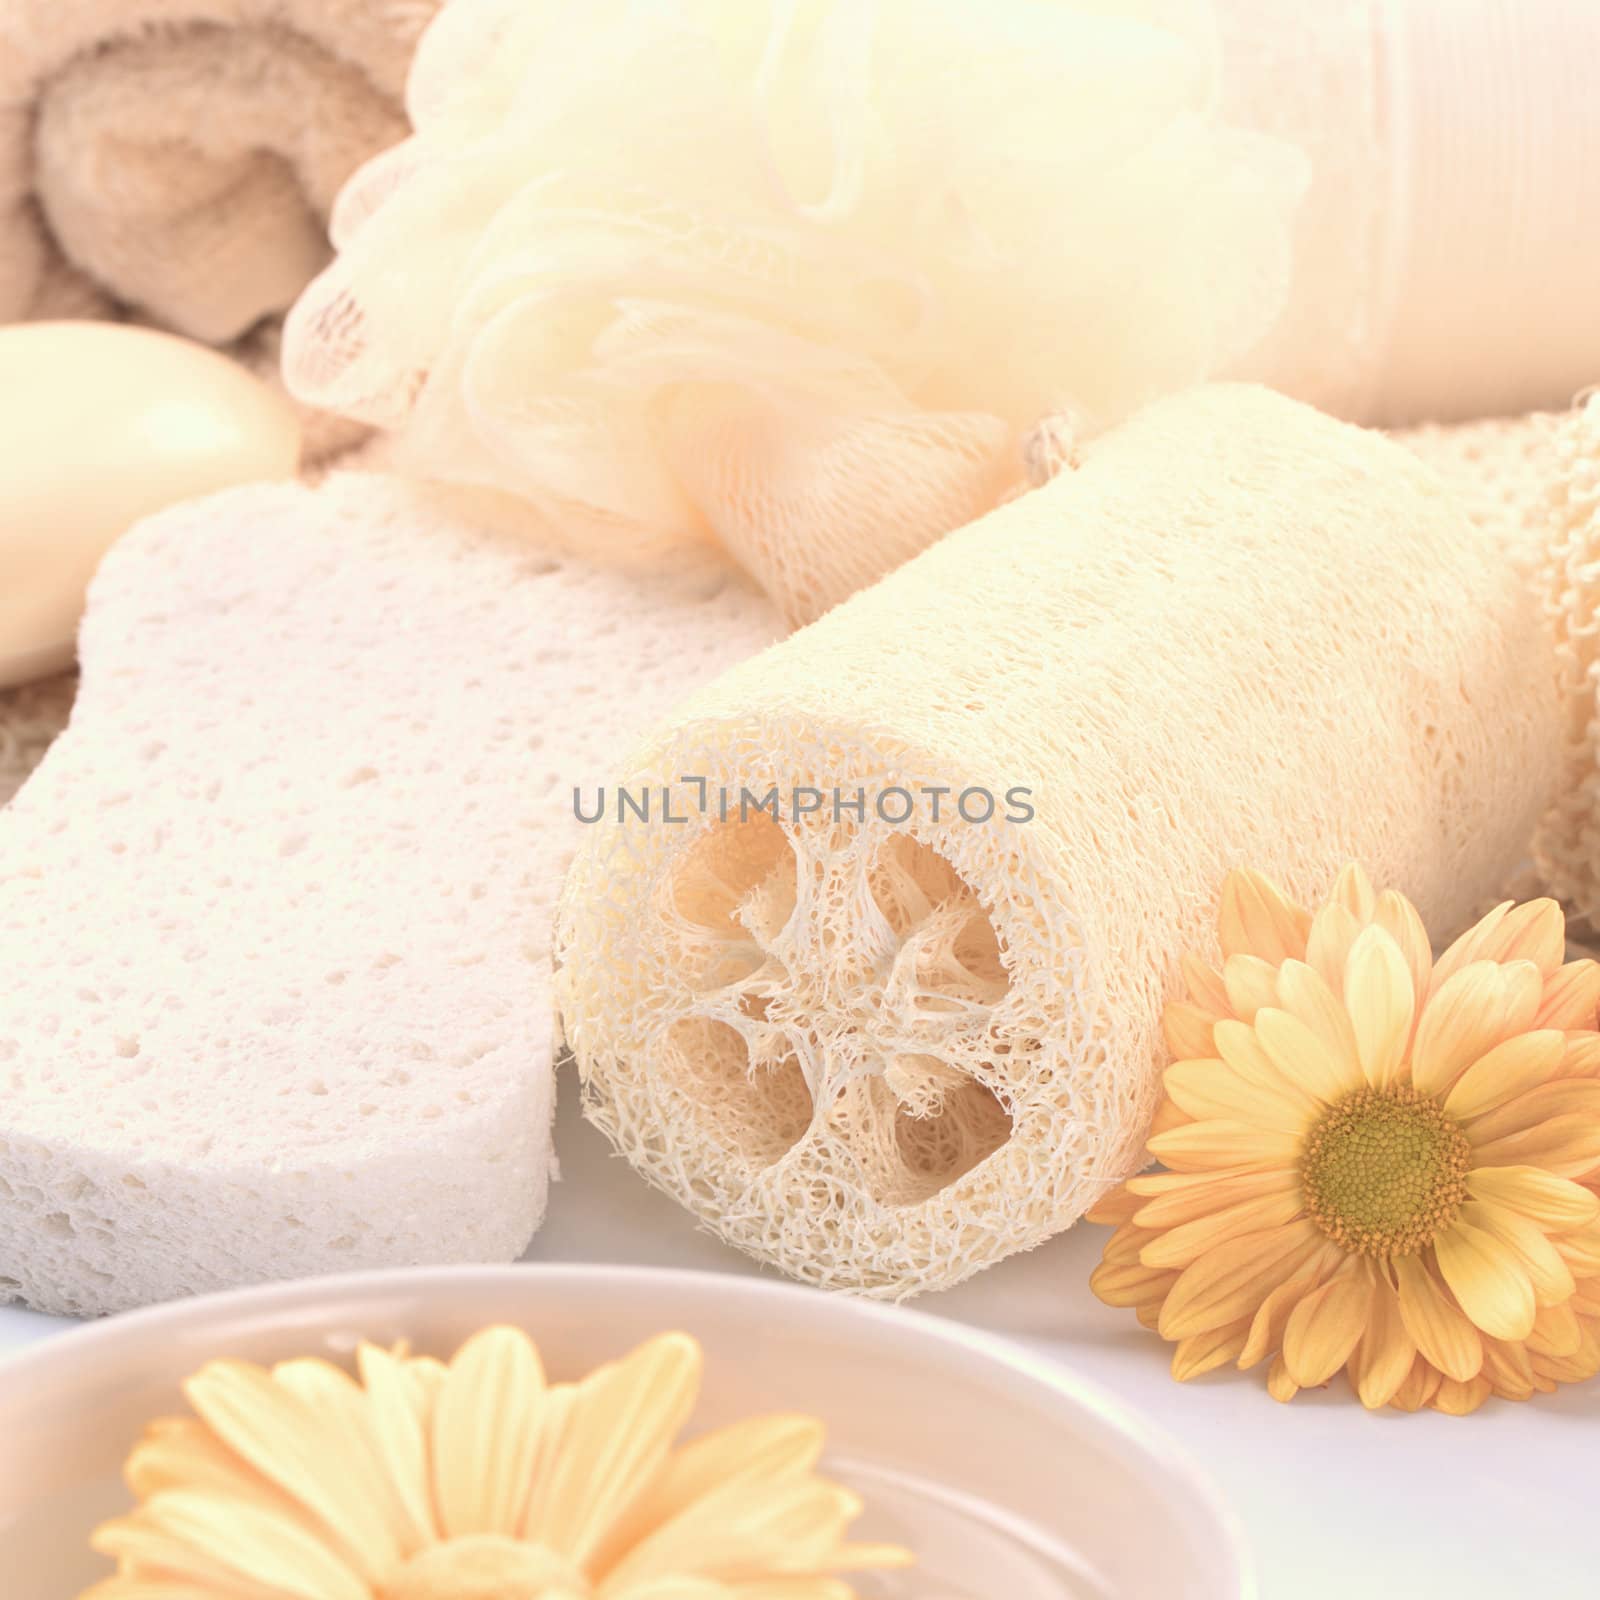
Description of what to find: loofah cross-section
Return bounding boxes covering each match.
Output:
[555,384,1565,1299]
[0,473,780,1315]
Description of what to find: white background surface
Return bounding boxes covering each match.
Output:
[2,1078,1596,1599]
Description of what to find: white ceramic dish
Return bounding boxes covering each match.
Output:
[0,1263,1251,1598]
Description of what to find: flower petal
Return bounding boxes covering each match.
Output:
[1559,1032,1600,1077]
[182,1360,399,1579]
[1085,1183,1145,1226]
[1430,902,1513,991]
[1281,1265,1372,1388]
[1434,1220,1538,1341]
[1212,1019,1319,1113]
[357,1344,439,1551]
[125,1416,301,1513]
[1372,890,1433,1015]
[1466,1165,1600,1229]
[1349,1275,1418,1410]
[1163,999,1220,1060]
[1527,1300,1585,1359]
[1468,1111,1600,1178]
[600,1440,888,1591]
[1481,1335,1537,1399]
[275,1354,431,1558]
[1222,954,1280,1023]
[1146,1119,1301,1173]
[1485,899,1567,974]
[1460,1200,1575,1307]
[1162,1058,1313,1134]
[433,1326,547,1539]
[1461,1079,1600,1147]
[1089,1253,1179,1310]
[1553,1218,1600,1275]
[1535,959,1600,1029]
[1389,1356,1443,1413]
[1130,1165,1299,1228]
[1236,1253,1337,1370]
[1305,902,1362,997]
[1442,1031,1566,1121]
[1329,863,1376,922]
[590,1412,828,1577]
[1157,1222,1322,1340]
[1393,1254,1483,1380]
[523,1333,700,1565]
[105,1491,369,1600]
[1253,1007,1362,1103]
[1411,960,1542,1098]
[1217,869,1310,963]
[1171,1320,1253,1382]
[1265,1353,1299,1403]
[1138,1189,1307,1270]
[1343,926,1414,1088]
[1147,1096,1193,1140]
[1180,952,1231,1018]
[1431,1375,1494,1415]
[1275,960,1360,1075]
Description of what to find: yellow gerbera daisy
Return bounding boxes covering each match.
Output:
[1089,865,1600,1415]
[83,1327,909,1599]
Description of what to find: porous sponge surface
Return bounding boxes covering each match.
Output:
[0,473,780,1314]
[556,384,1563,1298]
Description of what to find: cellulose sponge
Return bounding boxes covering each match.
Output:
[555,384,1564,1298]
[0,473,780,1315]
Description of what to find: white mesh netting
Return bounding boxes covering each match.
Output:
[555,385,1565,1298]
[282,0,1305,624]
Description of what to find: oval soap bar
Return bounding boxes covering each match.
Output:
[0,322,301,689]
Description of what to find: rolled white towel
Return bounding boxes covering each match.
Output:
[0,0,443,458]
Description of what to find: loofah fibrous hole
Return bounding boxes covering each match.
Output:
[663,1017,814,1168]
[894,1078,1013,1194]
[657,815,1015,1202]
[665,812,798,992]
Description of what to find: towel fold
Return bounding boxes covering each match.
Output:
[0,0,440,459]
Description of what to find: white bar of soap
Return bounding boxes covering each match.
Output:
[0,322,301,689]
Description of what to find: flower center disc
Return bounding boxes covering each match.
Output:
[1299,1085,1471,1258]
[381,1536,591,1600]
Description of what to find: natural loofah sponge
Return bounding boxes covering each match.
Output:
[1535,393,1600,924]
[0,474,779,1316]
[555,384,1564,1298]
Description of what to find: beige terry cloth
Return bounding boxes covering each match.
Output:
[0,0,440,461]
